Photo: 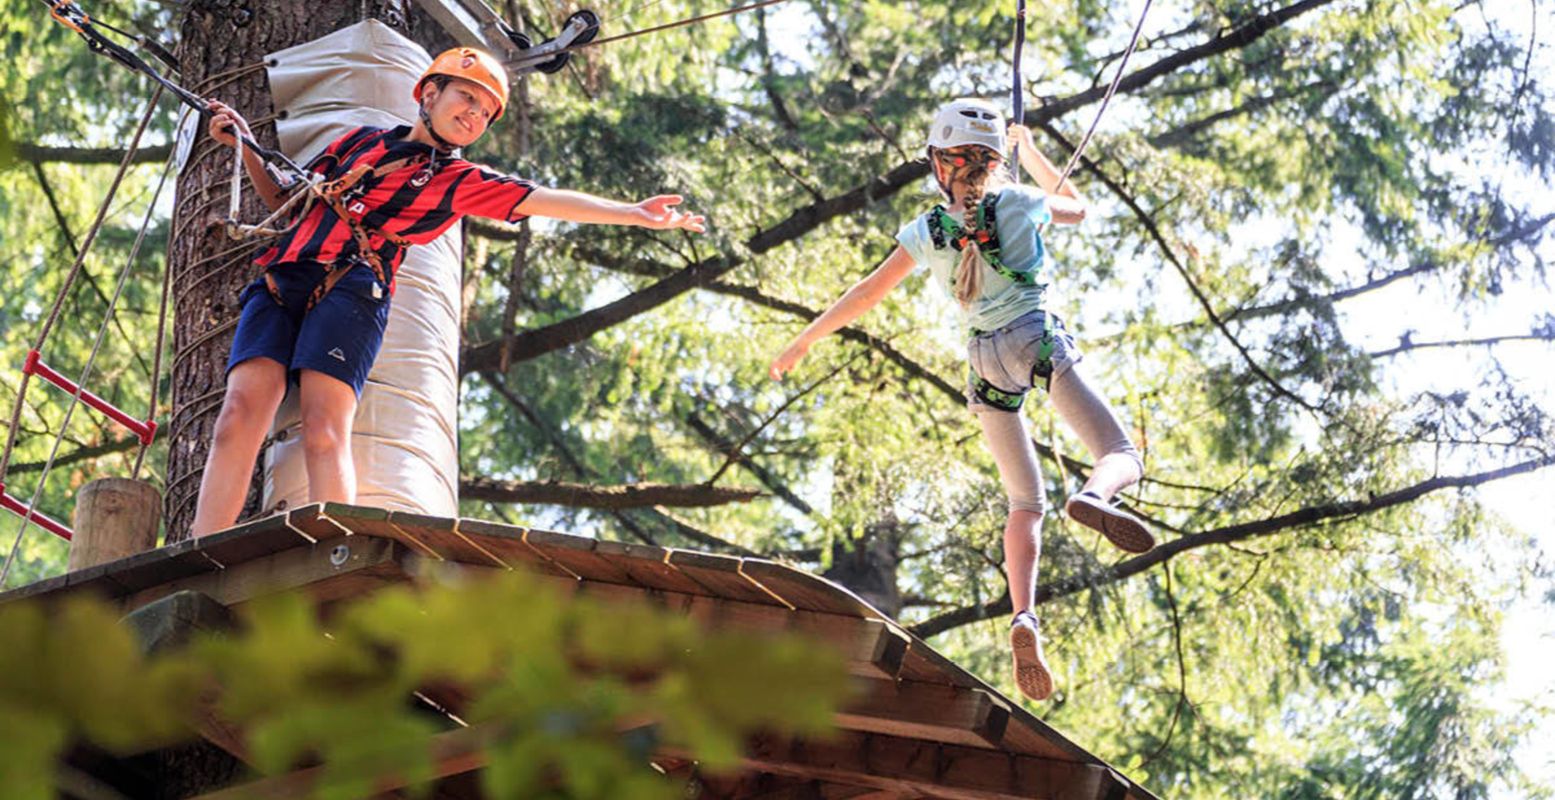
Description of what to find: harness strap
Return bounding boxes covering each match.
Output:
[263,148,424,311]
[927,192,1043,287]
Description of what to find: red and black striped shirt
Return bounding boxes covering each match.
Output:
[255,125,538,292]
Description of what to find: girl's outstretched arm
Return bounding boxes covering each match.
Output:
[769,246,918,380]
[1008,124,1088,225]
[517,188,706,231]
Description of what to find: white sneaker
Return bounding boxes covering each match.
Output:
[1009,610,1054,701]
[1065,491,1156,553]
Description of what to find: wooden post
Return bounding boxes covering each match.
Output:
[69,477,161,571]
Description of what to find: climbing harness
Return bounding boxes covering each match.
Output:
[927,193,1047,289]
[967,313,1061,413]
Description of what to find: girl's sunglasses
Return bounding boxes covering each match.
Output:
[935,148,1002,168]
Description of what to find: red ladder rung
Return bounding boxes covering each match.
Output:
[22,349,157,446]
[0,482,74,541]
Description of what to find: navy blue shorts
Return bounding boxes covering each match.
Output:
[227,262,391,397]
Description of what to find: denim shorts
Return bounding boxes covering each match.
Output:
[965,310,1083,412]
[226,261,390,397]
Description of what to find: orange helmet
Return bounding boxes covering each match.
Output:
[414,47,510,121]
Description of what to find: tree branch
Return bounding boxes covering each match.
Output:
[1370,331,1555,359]
[908,454,1555,638]
[459,476,762,509]
[16,142,173,165]
[1032,0,1340,122]
[1037,120,1325,415]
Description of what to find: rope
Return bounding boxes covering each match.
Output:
[132,152,180,480]
[1047,0,1154,202]
[1010,0,1027,185]
[514,0,790,64]
[1,88,165,587]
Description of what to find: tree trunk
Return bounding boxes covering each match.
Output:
[164,0,445,542]
[823,516,903,619]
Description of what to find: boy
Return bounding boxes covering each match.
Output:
[192,47,704,536]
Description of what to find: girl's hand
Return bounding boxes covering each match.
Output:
[207,100,252,149]
[636,194,706,233]
[1008,123,1037,150]
[769,339,810,381]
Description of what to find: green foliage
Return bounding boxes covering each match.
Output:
[1,0,1551,796]
[0,569,850,798]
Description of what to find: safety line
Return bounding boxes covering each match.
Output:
[516,0,790,64]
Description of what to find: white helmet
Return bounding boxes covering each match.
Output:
[926,98,1006,155]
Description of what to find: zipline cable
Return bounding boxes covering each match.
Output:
[41,0,310,181]
[512,0,791,66]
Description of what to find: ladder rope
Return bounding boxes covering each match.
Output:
[132,152,179,480]
[1,87,166,587]
[1010,0,1027,185]
[0,87,160,487]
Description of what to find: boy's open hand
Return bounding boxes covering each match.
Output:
[636,195,706,233]
[207,100,252,149]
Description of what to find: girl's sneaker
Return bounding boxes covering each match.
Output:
[1009,610,1053,701]
[1065,490,1155,553]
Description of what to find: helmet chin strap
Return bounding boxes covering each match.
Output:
[418,102,459,153]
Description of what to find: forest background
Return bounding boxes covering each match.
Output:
[0,0,1550,797]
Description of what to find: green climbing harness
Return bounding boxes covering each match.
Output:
[926,192,1047,289]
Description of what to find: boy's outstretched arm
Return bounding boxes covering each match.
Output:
[517,188,706,232]
[769,246,917,380]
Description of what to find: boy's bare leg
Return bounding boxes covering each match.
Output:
[191,358,288,538]
[298,369,359,505]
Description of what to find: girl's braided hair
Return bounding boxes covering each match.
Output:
[933,146,1008,306]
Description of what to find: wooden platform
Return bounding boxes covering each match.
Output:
[2,503,1161,800]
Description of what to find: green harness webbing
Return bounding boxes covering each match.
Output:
[926,191,1044,287]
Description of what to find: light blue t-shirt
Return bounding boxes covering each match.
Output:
[896,185,1054,333]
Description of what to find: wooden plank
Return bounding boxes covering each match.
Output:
[665,550,790,607]
[119,535,412,613]
[591,539,713,596]
[997,705,1112,769]
[515,526,642,584]
[567,578,907,681]
[380,510,528,572]
[191,724,490,800]
[122,590,234,654]
[455,519,621,581]
[836,679,1010,749]
[897,636,980,689]
[289,503,446,561]
[738,560,886,618]
[659,731,1125,800]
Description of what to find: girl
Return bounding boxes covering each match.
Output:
[769,98,1150,701]
[192,47,705,537]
